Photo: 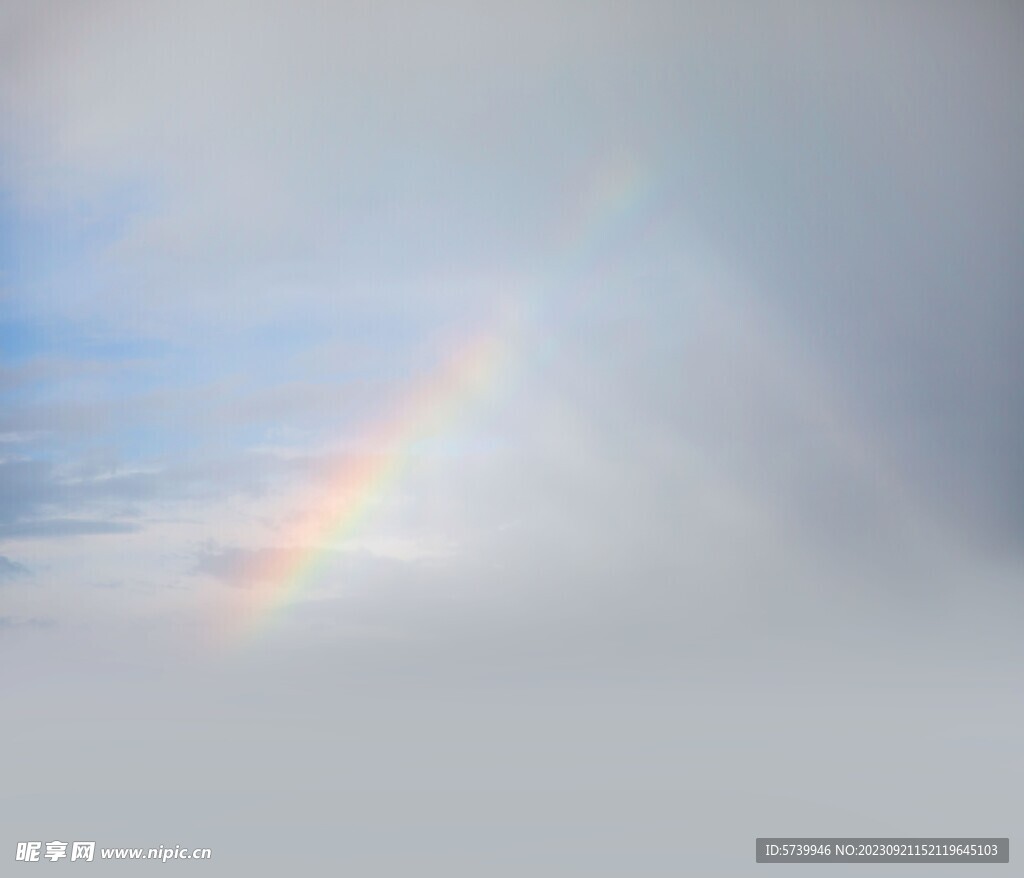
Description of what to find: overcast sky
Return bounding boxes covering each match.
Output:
[2,2,1022,874]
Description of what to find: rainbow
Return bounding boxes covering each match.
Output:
[221,155,667,644]
[220,320,512,644]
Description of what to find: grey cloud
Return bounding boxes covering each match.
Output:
[1,4,1021,875]
[0,555,30,580]
[0,519,138,538]
[0,458,144,537]
[191,545,284,585]
[4,0,1019,553]
[192,543,421,587]
[0,452,306,539]
[0,615,54,631]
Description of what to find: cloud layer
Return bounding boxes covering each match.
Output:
[2,2,1022,875]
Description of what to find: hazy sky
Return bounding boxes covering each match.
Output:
[2,2,1022,874]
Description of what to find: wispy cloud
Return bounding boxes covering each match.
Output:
[0,615,54,631]
[0,555,30,580]
[0,519,138,539]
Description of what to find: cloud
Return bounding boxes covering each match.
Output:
[192,545,289,586]
[0,555,30,580]
[0,457,144,538]
[0,615,54,631]
[0,519,138,539]
[192,543,426,589]
[0,3,1017,664]
[0,452,307,541]
[0,6,1021,873]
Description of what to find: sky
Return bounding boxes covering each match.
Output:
[1,1,1022,874]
